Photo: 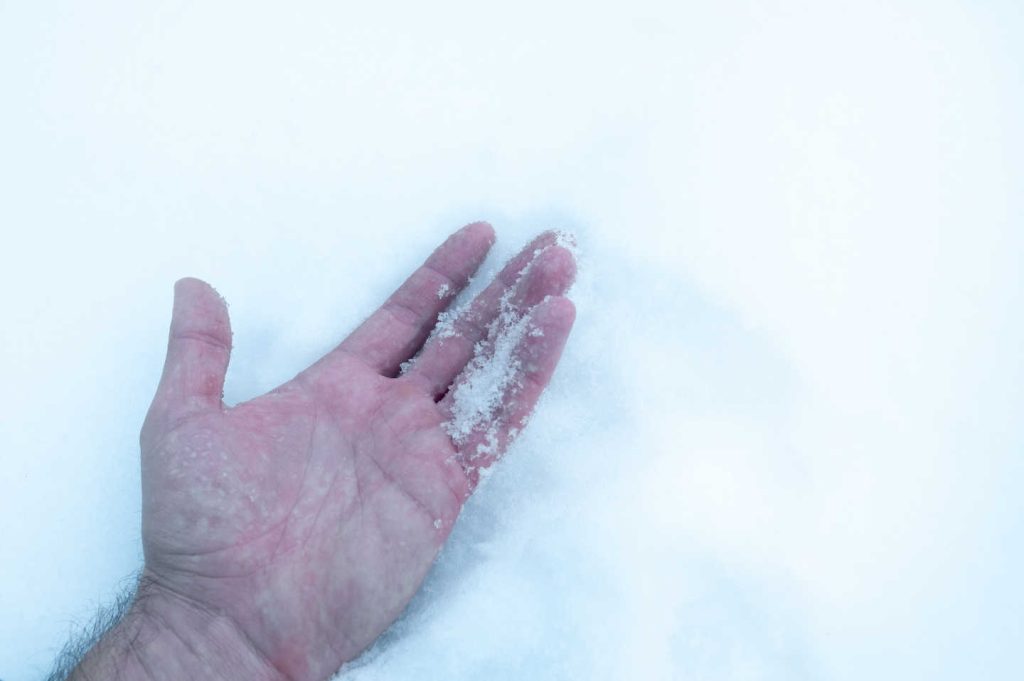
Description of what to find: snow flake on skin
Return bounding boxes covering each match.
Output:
[552,230,579,257]
[438,241,570,475]
[442,290,532,446]
[430,307,461,340]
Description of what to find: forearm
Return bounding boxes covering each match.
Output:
[62,575,287,681]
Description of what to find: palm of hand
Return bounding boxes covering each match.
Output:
[139,224,576,681]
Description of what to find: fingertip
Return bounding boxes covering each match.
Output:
[532,246,578,295]
[532,230,560,251]
[462,220,496,246]
[173,277,224,307]
[170,277,231,340]
[426,222,497,285]
[534,295,576,333]
[447,221,495,256]
[174,276,209,296]
[156,277,233,416]
[531,229,578,256]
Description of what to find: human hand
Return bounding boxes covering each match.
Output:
[131,223,575,681]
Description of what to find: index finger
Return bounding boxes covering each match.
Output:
[310,221,496,378]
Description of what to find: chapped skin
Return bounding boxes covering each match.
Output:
[139,223,576,681]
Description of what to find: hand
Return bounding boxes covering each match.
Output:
[134,224,576,681]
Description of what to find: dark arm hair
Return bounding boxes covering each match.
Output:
[46,575,139,681]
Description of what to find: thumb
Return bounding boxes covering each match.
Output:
[150,277,232,419]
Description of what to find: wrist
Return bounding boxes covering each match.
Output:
[70,573,288,681]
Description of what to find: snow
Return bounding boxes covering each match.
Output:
[2,2,1024,680]
[443,260,538,451]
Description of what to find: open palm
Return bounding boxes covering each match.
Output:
[138,223,576,681]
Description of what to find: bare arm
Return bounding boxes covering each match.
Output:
[63,577,284,681]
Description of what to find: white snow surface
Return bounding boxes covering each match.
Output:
[2,2,1023,680]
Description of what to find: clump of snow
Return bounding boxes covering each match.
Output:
[436,282,450,299]
[443,283,534,454]
[430,307,461,340]
[427,277,481,342]
[437,241,563,463]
